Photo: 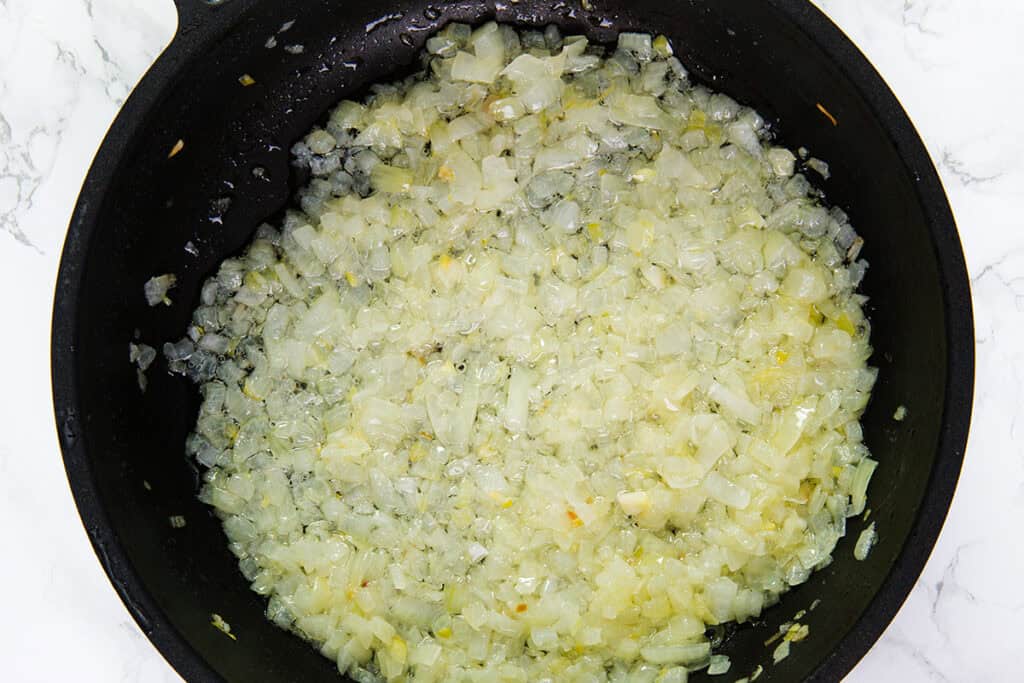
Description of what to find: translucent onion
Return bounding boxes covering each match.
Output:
[167,21,876,683]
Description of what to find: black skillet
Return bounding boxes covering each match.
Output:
[51,0,974,680]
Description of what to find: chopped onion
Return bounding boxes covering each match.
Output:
[708,654,731,675]
[144,273,176,306]
[503,367,532,433]
[703,472,751,510]
[850,458,878,516]
[854,522,877,561]
[168,22,876,683]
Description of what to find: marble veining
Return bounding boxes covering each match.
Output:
[1,1,1021,681]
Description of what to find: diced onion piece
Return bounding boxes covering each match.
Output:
[504,367,532,433]
[451,51,504,84]
[707,381,761,425]
[467,542,489,563]
[371,164,413,193]
[617,491,651,516]
[144,273,177,306]
[640,641,710,665]
[703,472,750,510]
[850,458,878,516]
[708,654,731,675]
[854,522,877,561]
[767,147,796,176]
[609,93,672,129]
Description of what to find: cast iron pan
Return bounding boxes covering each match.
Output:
[51,0,974,680]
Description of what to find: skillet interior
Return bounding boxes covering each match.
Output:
[52,0,973,680]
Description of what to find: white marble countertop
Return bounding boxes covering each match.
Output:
[0,1,1019,680]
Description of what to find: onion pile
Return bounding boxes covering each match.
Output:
[171,22,876,682]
